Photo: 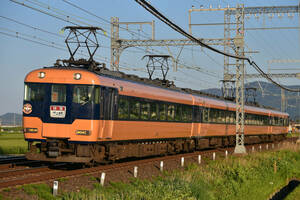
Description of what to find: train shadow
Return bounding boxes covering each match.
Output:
[269,179,300,200]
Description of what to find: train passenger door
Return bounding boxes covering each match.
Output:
[99,87,118,139]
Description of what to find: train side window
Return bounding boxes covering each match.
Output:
[150,102,158,120]
[118,96,129,119]
[210,109,217,123]
[175,105,182,121]
[232,112,236,124]
[264,116,268,125]
[141,102,150,120]
[167,104,175,121]
[229,111,234,124]
[182,105,192,122]
[217,110,225,123]
[202,108,209,123]
[245,114,249,125]
[159,104,166,121]
[225,110,230,124]
[129,99,140,120]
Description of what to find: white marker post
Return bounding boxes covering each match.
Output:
[272,144,274,149]
[181,157,184,167]
[160,161,164,172]
[266,144,269,150]
[259,145,262,152]
[53,181,58,196]
[225,150,228,159]
[100,172,106,186]
[213,152,216,161]
[134,166,138,178]
[198,155,201,164]
[252,146,255,152]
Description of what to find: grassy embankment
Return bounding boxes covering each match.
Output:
[2,143,299,200]
[0,127,27,155]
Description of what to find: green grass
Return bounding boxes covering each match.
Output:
[22,184,55,200]
[59,145,300,200]
[0,132,28,155]
[287,132,300,138]
[4,145,300,200]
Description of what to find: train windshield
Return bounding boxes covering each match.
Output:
[51,84,66,103]
[72,85,100,105]
[24,83,46,101]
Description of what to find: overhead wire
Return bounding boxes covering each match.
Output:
[0,15,64,38]
[61,0,152,39]
[11,0,222,81]
[134,0,300,92]
[60,0,221,78]
[0,28,144,71]
[10,0,109,38]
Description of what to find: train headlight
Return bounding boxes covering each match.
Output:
[75,130,90,136]
[24,128,38,133]
[74,73,81,80]
[38,72,46,78]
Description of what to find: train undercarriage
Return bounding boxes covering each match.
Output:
[26,133,286,164]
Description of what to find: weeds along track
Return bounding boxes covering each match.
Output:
[0,138,298,190]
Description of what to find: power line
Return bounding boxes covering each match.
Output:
[0,31,66,51]
[61,0,152,39]
[134,0,300,92]
[0,16,64,38]
[10,0,109,38]
[11,0,217,79]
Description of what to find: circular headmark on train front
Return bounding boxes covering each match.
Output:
[23,103,32,114]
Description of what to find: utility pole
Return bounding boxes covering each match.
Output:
[233,4,246,154]
[111,17,120,71]
[281,89,286,112]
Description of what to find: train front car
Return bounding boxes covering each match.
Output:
[23,67,102,163]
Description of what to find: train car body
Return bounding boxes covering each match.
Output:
[23,67,289,163]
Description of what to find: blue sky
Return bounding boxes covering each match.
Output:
[0,0,299,115]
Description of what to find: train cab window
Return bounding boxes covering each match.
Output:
[51,84,66,103]
[141,102,150,120]
[118,96,129,119]
[24,83,45,101]
[94,87,100,104]
[159,104,166,121]
[73,85,98,105]
[150,102,158,120]
[167,105,175,121]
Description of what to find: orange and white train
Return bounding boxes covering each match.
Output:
[23,67,289,163]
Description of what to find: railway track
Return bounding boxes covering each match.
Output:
[0,138,298,190]
[0,156,26,165]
